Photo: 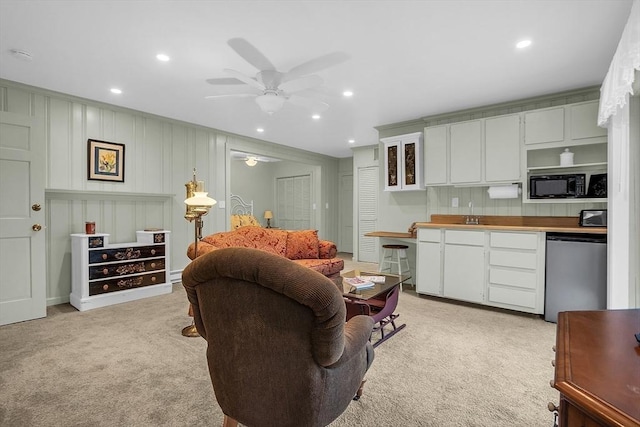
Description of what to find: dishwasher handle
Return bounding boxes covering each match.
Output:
[546,232,607,244]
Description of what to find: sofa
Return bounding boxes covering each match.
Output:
[187,226,344,279]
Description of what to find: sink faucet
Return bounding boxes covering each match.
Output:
[465,201,480,225]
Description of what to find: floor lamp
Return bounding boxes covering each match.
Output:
[182,170,216,337]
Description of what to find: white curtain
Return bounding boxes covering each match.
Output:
[598,0,640,126]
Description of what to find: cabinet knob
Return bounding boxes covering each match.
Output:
[102,254,108,260]
[102,284,109,291]
[552,345,556,352]
[549,379,555,388]
[102,268,109,275]
[551,359,555,367]
[151,276,157,282]
[547,402,558,412]
[32,224,42,231]
[151,249,156,255]
[151,263,156,268]
[32,203,42,211]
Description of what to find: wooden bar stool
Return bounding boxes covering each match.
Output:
[379,244,413,291]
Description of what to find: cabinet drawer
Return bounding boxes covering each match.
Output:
[490,232,538,250]
[88,259,166,280]
[489,268,537,290]
[489,250,537,269]
[89,245,165,264]
[418,228,441,242]
[488,285,536,309]
[445,230,484,246]
[89,271,166,296]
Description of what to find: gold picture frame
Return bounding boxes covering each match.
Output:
[88,139,125,182]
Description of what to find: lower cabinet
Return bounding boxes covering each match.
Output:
[416,228,545,314]
[443,230,485,303]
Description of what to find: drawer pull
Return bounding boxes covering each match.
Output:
[151,263,156,268]
[102,254,108,260]
[151,249,156,255]
[552,345,556,352]
[549,379,555,388]
[551,359,555,367]
[151,276,157,282]
[103,268,109,275]
[102,284,109,291]
[547,402,558,412]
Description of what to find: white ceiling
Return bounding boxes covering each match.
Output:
[0,1,633,158]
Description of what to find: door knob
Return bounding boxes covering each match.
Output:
[32,204,42,211]
[32,224,42,231]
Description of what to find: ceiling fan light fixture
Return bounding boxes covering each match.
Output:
[245,156,258,167]
[256,92,286,114]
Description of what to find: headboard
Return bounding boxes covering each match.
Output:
[229,194,260,229]
[230,194,253,216]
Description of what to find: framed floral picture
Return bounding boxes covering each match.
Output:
[88,139,125,182]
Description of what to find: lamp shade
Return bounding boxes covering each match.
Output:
[185,191,217,207]
[263,210,273,219]
[245,156,258,167]
[255,93,285,114]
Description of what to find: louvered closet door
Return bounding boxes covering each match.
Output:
[276,175,311,230]
[357,166,378,263]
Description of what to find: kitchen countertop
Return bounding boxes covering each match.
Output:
[365,215,607,238]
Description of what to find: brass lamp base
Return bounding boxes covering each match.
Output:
[182,322,200,337]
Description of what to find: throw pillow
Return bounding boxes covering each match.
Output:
[285,230,320,260]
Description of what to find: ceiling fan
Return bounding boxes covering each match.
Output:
[206,38,349,114]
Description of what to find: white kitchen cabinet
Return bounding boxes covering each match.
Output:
[424,125,448,185]
[416,228,443,295]
[443,230,485,303]
[450,120,482,184]
[381,132,424,191]
[486,231,545,314]
[524,107,565,145]
[484,114,521,182]
[570,101,607,140]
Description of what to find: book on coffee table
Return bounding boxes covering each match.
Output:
[344,277,375,289]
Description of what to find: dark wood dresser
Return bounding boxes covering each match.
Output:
[553,309,640,427]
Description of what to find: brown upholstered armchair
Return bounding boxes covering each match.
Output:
[182,247,375,427]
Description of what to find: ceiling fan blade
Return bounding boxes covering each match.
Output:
[223,69,266,91]
[288,94,329,112]
[228,38,276,71]
[279,75,323,94]
[205,94,257,99]
[284,52,350,81]
[206,77,247,85]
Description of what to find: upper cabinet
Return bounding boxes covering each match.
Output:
[524,100,606,146]
[381,132,424,191]
[424,113,521,186]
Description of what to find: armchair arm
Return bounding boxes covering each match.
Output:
[186,240,219,260]
[326,315,374,369]
[318,240,338,259]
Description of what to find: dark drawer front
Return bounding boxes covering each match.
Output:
[89,245,165,264]
[89,272,166,296]
[88,259,165,280]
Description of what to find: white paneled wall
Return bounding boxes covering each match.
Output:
[1,80,340,306]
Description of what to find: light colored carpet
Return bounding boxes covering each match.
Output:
[0,255,559,426]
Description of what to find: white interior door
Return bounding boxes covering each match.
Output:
[0,111,46,325]
[339,174,353,253]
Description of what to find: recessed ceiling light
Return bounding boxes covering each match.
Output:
[516,39,532,49]
[348,139,355,144]
[343,90,354,97]
[312,114,321,120]
[110,88,122,94]
[156,53,170,62]
[256,128,264,133]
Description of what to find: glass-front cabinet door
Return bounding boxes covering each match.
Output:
[381,132,424,191]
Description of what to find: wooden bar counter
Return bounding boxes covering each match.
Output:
[553,309,640,427]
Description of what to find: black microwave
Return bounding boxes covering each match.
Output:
[529,174,586,199]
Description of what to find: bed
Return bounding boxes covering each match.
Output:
[229,194,261,229]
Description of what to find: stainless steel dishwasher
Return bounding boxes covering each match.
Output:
[544,233,607,323]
